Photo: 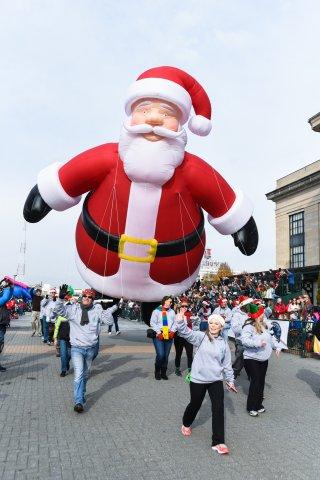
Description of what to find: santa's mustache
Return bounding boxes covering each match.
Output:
[123,121,186,139]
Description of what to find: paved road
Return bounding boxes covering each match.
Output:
[0,315,319,480]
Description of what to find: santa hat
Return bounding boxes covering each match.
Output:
[125,66,212,136]
[238,296,253,308]
[218,298,228,306]
[82,288,96,298]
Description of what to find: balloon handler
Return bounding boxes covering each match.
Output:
[53,284,111,413]
[0,277,32,371]
[23,66,258,322]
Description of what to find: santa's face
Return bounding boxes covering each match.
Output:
[131,98,181,142]
[119,98,187,186]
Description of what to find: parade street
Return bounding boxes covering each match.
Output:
[0,317,319,480]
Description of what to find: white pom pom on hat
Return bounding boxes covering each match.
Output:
[188,115,212,136]
[125,66,212,137]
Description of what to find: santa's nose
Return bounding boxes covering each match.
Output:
[145,110,163,126]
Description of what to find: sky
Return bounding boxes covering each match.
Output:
[1,0,320,288]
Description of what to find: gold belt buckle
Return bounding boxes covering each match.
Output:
[118,234,158,263]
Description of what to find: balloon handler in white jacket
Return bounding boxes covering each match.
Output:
[176,312,237,456]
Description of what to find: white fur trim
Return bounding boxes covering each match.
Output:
[75,252,200,302]
[37,162,81,211]
[188,115,212,136]
[208,189,253,235]
[125,77,192,124]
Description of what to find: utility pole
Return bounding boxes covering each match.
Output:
[16,221,27,278]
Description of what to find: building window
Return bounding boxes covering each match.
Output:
[289,212,305,268]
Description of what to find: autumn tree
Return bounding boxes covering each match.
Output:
[217,262,233,278]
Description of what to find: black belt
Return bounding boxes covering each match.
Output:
[81,193,204,258]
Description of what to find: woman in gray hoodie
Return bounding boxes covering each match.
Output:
[241,303,280,417]
[176,312,236,455]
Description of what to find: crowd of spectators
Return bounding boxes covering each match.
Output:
[120,267,319,325]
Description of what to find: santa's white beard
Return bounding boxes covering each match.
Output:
[118,123,187,186]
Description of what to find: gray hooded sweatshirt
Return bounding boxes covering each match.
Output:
[231,307,248,339]
[241,323,277,361]
[54,299,107,348]
[176,320,234,384]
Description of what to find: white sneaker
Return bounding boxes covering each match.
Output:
[257,407,266,413]
[108,332,112,336]
[248,410,259,417]
[116,331,121,335]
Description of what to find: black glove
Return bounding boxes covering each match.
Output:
[231,216,258,256]
[59,284,69,300]
[23,185,52,223]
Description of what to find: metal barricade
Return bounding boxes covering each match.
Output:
[120,303,142,322]
[287,320,314,358]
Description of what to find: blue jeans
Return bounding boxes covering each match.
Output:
[42,317,49,342]
[152,337,173,368]
[71,345,96,405]
[108,315,119,333]
[59,339,71,373]
[92,337,99,361]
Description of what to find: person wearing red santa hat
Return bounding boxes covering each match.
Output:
[230,295,252,379]
[198,300,212,332]
[23,66,258,312]
[213,298,232,339]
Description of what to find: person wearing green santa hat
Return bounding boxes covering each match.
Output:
[241,302,281,417]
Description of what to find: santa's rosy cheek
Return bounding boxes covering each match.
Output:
[131,112,145,125]
[164,117,180,131]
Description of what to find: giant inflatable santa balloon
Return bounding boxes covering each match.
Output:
[24,66,258,302]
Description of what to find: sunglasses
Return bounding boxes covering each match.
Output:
[82,295,93,299]
[181,305,189,308]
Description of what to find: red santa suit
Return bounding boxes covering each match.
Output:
[35,67,253,301]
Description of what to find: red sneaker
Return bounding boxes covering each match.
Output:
[181,425,192,436]
[212,444,230,455]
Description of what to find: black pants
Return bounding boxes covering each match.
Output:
[174,336,193,369]
[108,314,119,333]
[232,339,244,375]
[244,359,268,411]
[183,381,224,446]
[48,323,55,343]
[232,339,250,378]
[0,325,6,354]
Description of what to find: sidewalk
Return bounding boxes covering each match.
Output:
[0,316,319,480]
